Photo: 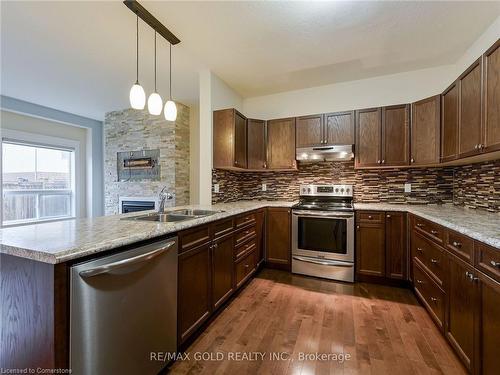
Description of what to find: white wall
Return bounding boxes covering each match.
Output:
[243,15,500,119]
[0,110,89,218]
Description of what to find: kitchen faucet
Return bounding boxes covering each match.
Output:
[158,187,174,213]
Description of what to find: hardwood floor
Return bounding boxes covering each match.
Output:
[169,269,466,375]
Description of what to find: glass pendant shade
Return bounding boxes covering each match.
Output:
[164,100,177,121]
[129,83,146,110]
[147,92,163,115]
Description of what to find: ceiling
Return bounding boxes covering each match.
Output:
[1,1,499,121]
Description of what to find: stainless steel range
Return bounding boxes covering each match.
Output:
[292,184,354,282]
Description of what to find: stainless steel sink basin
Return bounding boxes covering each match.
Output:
[125,213,191,223]
[170,209,221,217]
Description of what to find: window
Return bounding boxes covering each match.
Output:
[2,140,76,225]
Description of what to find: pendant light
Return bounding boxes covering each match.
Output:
[147,31,163,115]
[164,43,177,121]
[129,13,146,109]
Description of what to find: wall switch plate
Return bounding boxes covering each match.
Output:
[404,183,411,193]
[262,183,267,192]
[213,184,220,193]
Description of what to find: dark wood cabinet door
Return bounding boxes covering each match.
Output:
[234,110,247,168]
[178,243,212,344]
[356,221,385,277]
[441,81,460,162]
[355,108,382,167]
[213,109,235,168]
[483,39,500,153]
[247,119,266,169]
[382,104,410,166]
[411,95,441,166]
[446,253,476,372]
[296,114,323,147]
[265,207,291,267]
[267,118,296,169]
[254,209,265,266]
[459,58,483,158]
[324,111,355,145]
[385,212,407,280]
[476,272,500,375]
[211,235,234,310]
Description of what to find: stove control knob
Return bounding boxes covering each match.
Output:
[346,188,350,193]
[335,188,339,193]
[307,187,311,193]
[340,188,345,193]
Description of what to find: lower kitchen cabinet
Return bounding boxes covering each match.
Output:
[476,272,500,375]
[178,243,212,344]
[265,207,291,268]
[446,253,476,373]
[356,218,386,277]
[211,234,234,310]
[385,212,407,280]
[254,209,265,266]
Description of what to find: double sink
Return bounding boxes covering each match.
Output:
[126,209,222,223]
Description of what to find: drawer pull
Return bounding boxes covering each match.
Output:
[490,260,500,268]
[416,223,424,228]
[368,215,373,219]
[452,241,462,248]
[386,214,391,218]
[417,247,423,252]
[430,230,439,235]
[430,258,439,264]
[465,271,474,280]
[244,264,250,269]
[430,297,438,303]
[416,279,424,284]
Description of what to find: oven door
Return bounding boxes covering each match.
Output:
[292,210,354,262]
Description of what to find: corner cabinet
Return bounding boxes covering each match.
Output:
[482,39,500,153]
[267,118,297,169]
[441,82,460,162]
[410,95,441,166]
[213,108,248,169]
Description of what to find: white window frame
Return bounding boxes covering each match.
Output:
[1,129,81,227]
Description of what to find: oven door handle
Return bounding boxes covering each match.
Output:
[293,256,354,267]
[292,211,353,219]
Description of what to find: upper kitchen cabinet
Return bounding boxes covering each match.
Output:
[324,111,355,145]
[267,117,297,169]
[441,82,459,162]
[458,57,483,158]
[381,104,410,166]
[483,39,500,153]
[247,118,267,169]
[213,108,247,169]
[411,95,441,166]
[355,107,382,167]
[296,114,323,147]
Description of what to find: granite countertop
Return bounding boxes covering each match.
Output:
[0,201,295,264]
[354,203,500,249]
[1,200,499,264]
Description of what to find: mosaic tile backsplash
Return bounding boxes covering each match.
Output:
[212,159,500,213]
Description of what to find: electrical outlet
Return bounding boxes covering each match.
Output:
[213,184,220,193]
[262,183,267,192]
[404,183,411,193]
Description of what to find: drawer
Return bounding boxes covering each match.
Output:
[413,260,445,330]
[414,216,444,244]
[235,225,256,246]
[235,249,256,288]
[445,230,474,264]
[179,225,211,253]
[213,218,234,239]
[475,242,500,283]
[356,211,384,223]
[235,212,256,228]
[412,231,446,286]
[235,238,256,260]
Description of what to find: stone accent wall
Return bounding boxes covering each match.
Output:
[104,104,189,215]
[212,159,500,213]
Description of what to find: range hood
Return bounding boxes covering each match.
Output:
[296,144,354,162]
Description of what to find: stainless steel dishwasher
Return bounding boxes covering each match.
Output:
[70,237,177,375]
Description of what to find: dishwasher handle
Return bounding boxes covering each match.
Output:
[79,240,176,278]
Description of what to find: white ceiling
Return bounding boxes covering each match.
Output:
[1,1,499,121]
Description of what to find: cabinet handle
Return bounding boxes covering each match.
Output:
[410,157,415,163]
[381,160,385,164]
[430,258,438,264]
[480,144,485,150]
[430,230,438,235]
[430,297,438,303]
[213,243,218,248]
[416,223,424,228]
[465,271,474,280]
[263,162,267,168]
[377,160,381,164]
[490,260,500,268]
[368,215,373,219]
[356,225,360,229]
[452,241,462,248]
[417,247,423,252]
[386,214,391,218]
[474,144,479,150]
[416,279,423,284]
[244,264,249,269]
[234,160,238,165]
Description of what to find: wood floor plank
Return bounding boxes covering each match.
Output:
[168,269,466,375]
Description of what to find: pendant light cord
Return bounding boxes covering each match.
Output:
[169,43,172,100]
[136,13,139,84]
[154,32,157,92]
